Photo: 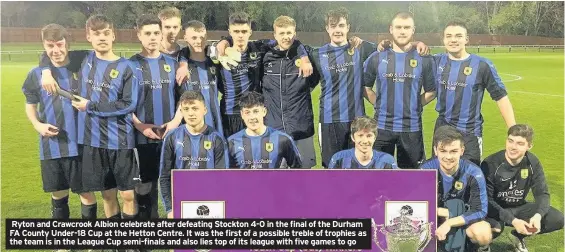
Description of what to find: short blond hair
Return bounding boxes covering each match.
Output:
[273,16,296,30]
[159,7,181,20]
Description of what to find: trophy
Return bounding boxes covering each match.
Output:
[372,205,433,252]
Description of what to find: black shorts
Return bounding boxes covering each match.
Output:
[81,145,140,192]
[136,143,162,183]
[373,129,425,169]
[319,122,354,168]
[222,114,246,139]
[40,156,82,194]
[486,202,565,235]
[433,117,482,166]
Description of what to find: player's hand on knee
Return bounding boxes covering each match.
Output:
[41,70,59,94]
[35,123,59,137]
[435,222,450,241]
[377,39,392,52]
[175,63,190,85]
[348,36,362,49]
[512,218,533,235]
[415,41,430,56]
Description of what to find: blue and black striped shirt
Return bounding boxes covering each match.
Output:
[78,52,138,149]
[309,41,376,123]
[434,53,508,137]
[176,58,224,137]
[328,149,398,169]
[228,127,302,168]
[363,48,436,132]
[130,53,178,145]
[420,158,488,225]
[22,66,79,160]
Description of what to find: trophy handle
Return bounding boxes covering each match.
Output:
[372,219,388,252]
[417,222,434,252]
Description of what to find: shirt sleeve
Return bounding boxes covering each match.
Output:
[39,50,90,73]
[530,157,550,217]
[159,133,176,213]
[360,41,378,62]
[462,172,489,225]
[86,65,139,117]
[422,56,437,93]
[213,135,229,168]
[22,70,40,104]
[328,154,340,169]
[480,159,516,224]
[481,60,508,101]
[178,47,190,63]
[363,52,379,88]
[283,137,303,168]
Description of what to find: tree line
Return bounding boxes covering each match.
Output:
[2,1,563,38]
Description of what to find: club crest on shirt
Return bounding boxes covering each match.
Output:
[204,140,212,150]
[454,181,463,190]
[109,69,119,79]
[164,64,171,73]
[410,59,418,68]
[295,59,301,68]
[265,142,274,152]
[249,52,258,60]
[347,48,355,56]
[521,168,529,179]
[464,67,473,76]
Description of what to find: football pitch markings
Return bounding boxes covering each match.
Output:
[500,73,564,98]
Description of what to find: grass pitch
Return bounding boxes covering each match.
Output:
[1,43,563,251]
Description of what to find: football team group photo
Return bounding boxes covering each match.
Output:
[3,1,564,252]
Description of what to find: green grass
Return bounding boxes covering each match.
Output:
[1,43,564,251]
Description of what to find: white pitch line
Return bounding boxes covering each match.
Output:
[510,91,564,98]
[499,73,523,83]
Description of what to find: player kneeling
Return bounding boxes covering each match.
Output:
[420,125,492,252]
[481,124,564,252]
[328,116,397,169]
[159,90,229,218]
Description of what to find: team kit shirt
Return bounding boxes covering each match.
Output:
[363,48,436,132]
[77,51,138,149]
[22,66,79,160]
[130,53,178,145]
[434,53,508,136]
[159,126,228,212]
[308,41,377,124]
[480,151,550,224]
[328,149,398,169]
[176,58,224,136]
[228,127,302,169]
[420,158,488,225]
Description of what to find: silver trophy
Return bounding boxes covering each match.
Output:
[372,205,433,252]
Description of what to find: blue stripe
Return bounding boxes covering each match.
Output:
[377,53,388,129]
[174,130,183,169]
[353,48,363,117]
[335,49,349,121]
[319,46,333,123]
[149,60,163,125]
[236,134,245,168]
[223,69,235,114]
[190,134,201,169]
[78,52,94,145]
[126,114,134,148]
[251,136,261,167]
[39,135,45,160]
[58,69,78,156]
[268,132,279,168]
[133,60,145,123]
[393,53,405,132]
[197,66,214,128]
[43,88,61,158]
[165,57,177,119]
[411,52,423,131]
[458,57,480,131]
[444,61,461,122]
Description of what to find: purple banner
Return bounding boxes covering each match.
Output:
[172,169,437,252]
